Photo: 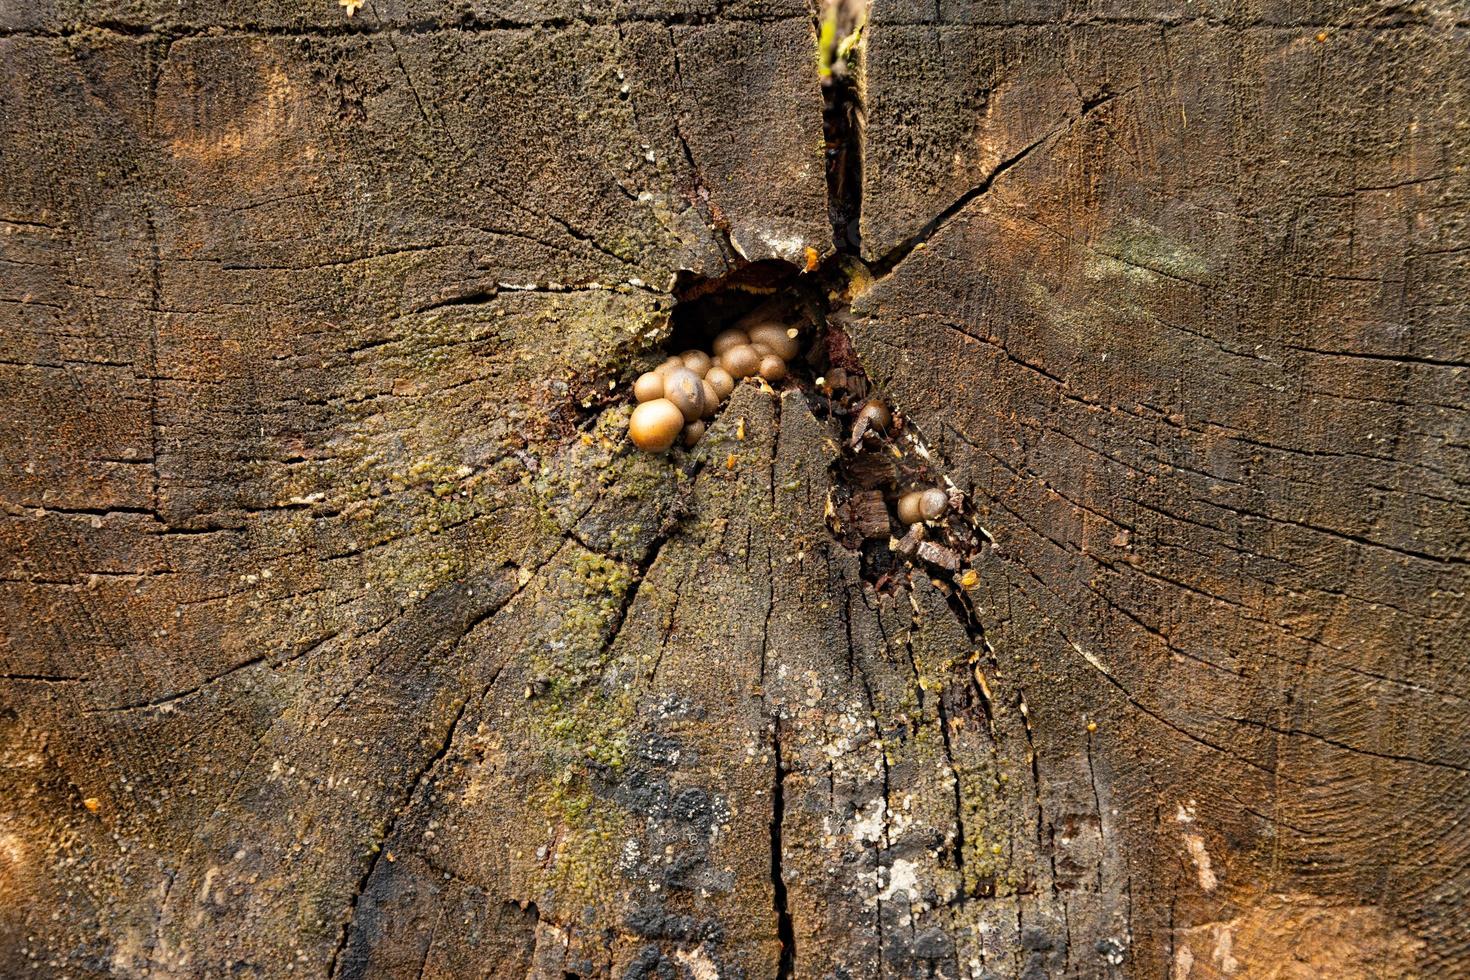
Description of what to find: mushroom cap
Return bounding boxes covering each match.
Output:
[633,372,665,403]
[700,379,719,417]
[757,354,788,382]
[680,350,713,374]
[918,488,949,520]
[748,323,800,361]
[857,398,892,432]
[662,367,707,422]
[712,328,750,355]
[629,399,685,453]
[682,420,706,447]
[735,300,786,331]
[896,491,925,526]
[705,366,735,400]
[719,344,761,380]
[653,357,686,379]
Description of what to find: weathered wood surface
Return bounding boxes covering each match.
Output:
[1,1,1466,978]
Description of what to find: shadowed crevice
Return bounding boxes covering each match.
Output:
[770,717,796,979]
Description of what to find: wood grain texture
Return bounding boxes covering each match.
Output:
[851,1,1468,976]
[2,1,1466,977]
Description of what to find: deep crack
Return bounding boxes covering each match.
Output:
[770,717,796,980]
[819,0,868,255]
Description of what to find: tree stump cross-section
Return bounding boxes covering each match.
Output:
[1,1,1467,978]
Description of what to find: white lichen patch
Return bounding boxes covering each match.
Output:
[850,798,887,844]
[1183,833,1218,892]
[876,858,920,903]
[729,227,808,264]
[675,947,720,980]
[759,231,808,262]
[1172,942,1195,979]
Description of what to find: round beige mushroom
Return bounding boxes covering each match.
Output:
[629,399,685,453]
[633,372,664,403]
[856,398,892,433]
[719,344,761,380]
[757,355,787,382]
[748,323,800,361]
[680,350,713,374]
[662,367,707,422]
[705,366,735,400]
[896,491,925,526]
[712,328,750,355]
[918,488,949,521]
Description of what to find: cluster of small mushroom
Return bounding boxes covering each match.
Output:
[849,397,950,528]
[627,319,801,453]
[896,487,949,525]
